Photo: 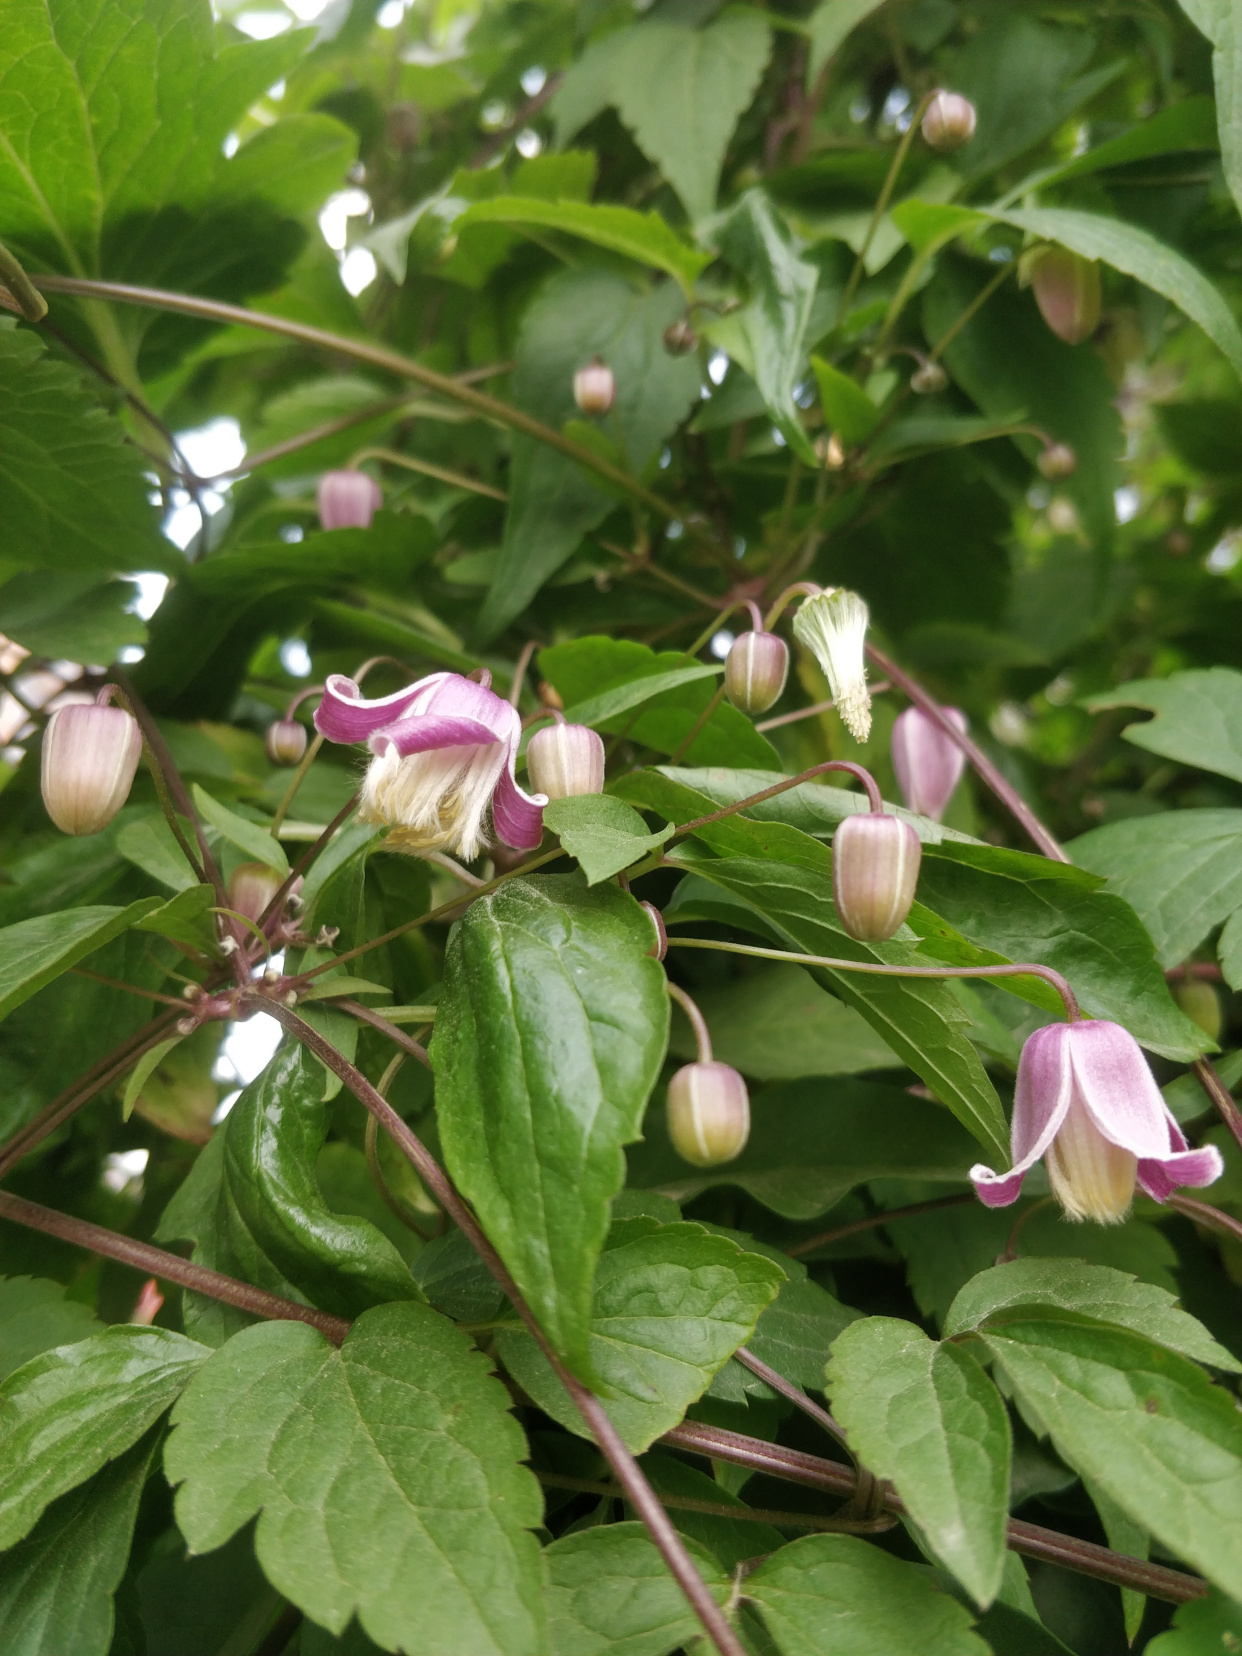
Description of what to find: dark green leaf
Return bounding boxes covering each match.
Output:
[1084,669,1242,783]
[1036,94,1219,187]
[562,665,723,727]
[0,1277,103,1382]
[1178,0,1242,219]
[0,899,162,1021]
[0,571,146,664]
[811,357,880,445]
[639,1452,786,1568]
[132,884,219,953]
[714,1274,861,1400]
[191,785,288,876]
[806,0,888,82]
[1145,1587,1242,1656]
[456,197,710,291]
[544,795,674,886]
[546,1520,729,1656]
[411,1229,506,1324]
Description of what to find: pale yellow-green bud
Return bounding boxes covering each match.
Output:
[667,1061,750,1167]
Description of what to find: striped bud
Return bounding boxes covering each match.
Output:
[41,700,143,836]
[922,91,976,152]
[1037,442,1077,480]
[266,717,308,767]
[525,720,605,800]
[228,862,283,925]
[667,1061,750,1167]
[317,469,382,531]
[574,360,616,414]
[1023,246,1101,346]
[832,812,921,941]
[725,630,789,716]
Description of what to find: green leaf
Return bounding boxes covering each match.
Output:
[546,1522,730,1656]
[496,1216,784,1452]
[810,356,880,445]
[742,1534,989,1656]
[0,1277,103,1382]
[1146,1587,1242,1656]
[628,1078,980,1221]
[714,1274,862,1400]
[944,1257,1240,1372]
[1086,1478,1149,1644]
[166,1304,547,1655]
[1083,668,1242,783]
[432,876,669,1379]
[190,785,288,876]
[411,1229,506,1324]
[132,883,219,953]
[456,197,710,292]
[1069,811,1242,969]
[1033,94,1219,188]
[121,1036,183,1122]
[0,1326,207,1549]
[1219,908,1242,991]
[805,0,888,83]
[1177,1,1242,220]
[544,795,674,886]
[0,898,162,1021]
[0,571,146,664]
[562,665,723,728]
[115,815,199,894]
[640,1452,786,1568]
[0,1431,157,1656]
[980,1312,1242,1598]
[826,1318,1011,1607]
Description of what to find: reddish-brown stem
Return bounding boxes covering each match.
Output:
[733,1347,850,1451]
[787,1192,975,1257]
[333,1000,432,1065]
[673,760,884,836]
[756,682,891,734]
[1191,1057,1242,1160]
[1168,1193,1242,1248]
[508,640,538,708]
[763,581,821,631]
[0,1190,350,1343]
[1167,963,1224,982]
[536,1472,891,1534]
[68,967,187,1007]
[665,982,713,1063]
[256,793,360,931]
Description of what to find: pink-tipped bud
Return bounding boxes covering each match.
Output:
[921,91,976,151]
[910,360,948,395]
[1037,442,1077,480]
[228,862,283,925]
[832,812,922,941]
[724,631,789,716]
[525,721,605,800]
[266,717,308,767]
[573,360,616,414]
[1172,980,1222,1043]
[663,318,697,356]
[640,901,667,961]
[892,706,968,821]
[41,701,143,836]
[130,1278,164,1326]
[1023,246,1101,346]
[667,1061,750,1167]
[317,469,382,531]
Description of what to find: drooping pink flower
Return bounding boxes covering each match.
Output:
[971,1020,1224,1224]
[317,469,382,531]
[891,705,968,821]
[315,670,545,860]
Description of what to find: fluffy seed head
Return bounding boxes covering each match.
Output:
[922,91,977,151]
[266,717,308,767]
[667,1062,751,1167]
[724,631,789,716]
[1023,245,1102,346]
[317,469,382,531]
[525,721,605,800]
[832,812,922,941]
[41,701,143,836]
[792,588,872,742]
[574,360,616,414]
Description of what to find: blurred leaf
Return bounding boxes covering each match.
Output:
[562,664,722,726]
[1084,669,1242,783]
[457,197,711,291]
[191,785,288,876]
[806,0,888,84]
[544,795,674,886]
[1036,94,1219,187]
[810,357,879,445]
[545,1522,729,1656]
[0,572,146,664]
[132,883,218,952]
[1178,0,1242,219]
[0,899,162,1021]
[1157,399,1242,476]
[121,1036,183,1122]
[1146,1588,1242,1656]
[0,1278,103,1382]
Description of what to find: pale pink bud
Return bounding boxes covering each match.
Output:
[1024,246,1101,346]
[922,91,977,152]
[667,1061,750,1167]
[525,721,605,800]
[317,469,382,531]
[573,360,616,414]
[228,862,283,925]
[41,700,143,835]
[266,717,308,767]
[130,1278,164,1326]
[663,318,697,356]
[831,812,922,941]
[910,360,947,395]
[725,631,789,716]
[891,706,968,821]
[1037,442,1077,480]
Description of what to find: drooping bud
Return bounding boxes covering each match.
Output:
[667,1061,750,1167]
[228,862,283,925]
[573,359,616,414]
[130,1278,164,1326]
[1037,442,1077,480]
[910,360,948,395]
[792,588,872,742]
[891,705,968,821]
[266,717,308,767]
[1022,246,1101,346]
[640,901,667,961]
[831,812,922,941]
[41,697,143,836]
[663,317,697,356]
[1172,979,1222,1043]
[725,630,789,716]
[317,469,382,531]
[525,719,605,799]
[921,91,977,152]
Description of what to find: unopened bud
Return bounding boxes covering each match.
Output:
[663,318,697,356]
[1022,246,1101,346]
[815,433,846,469]
[832,812,922,941]
[228,862,283,925]
[573,359,616,414]
[724,630,789,716]
[910,360,948,395]
[130,1278,164,1326]
[266,717,308,767]
[317,469,382,531]
[1172,980,1222,1043]
[640,901,667,961]
[526,720,605,799]
[1037,442,1077,480]
[41,700,143,836]
[667,1061,750,1167]
[921,91,977,151]
[538,681,564,712]
[792,588,872,743]
[891,705,967,821]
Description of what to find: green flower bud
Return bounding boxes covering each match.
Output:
[41,698,143,836]
[725,630,789,716]
[525,720,605,799]
[1172,979,1222,1043]
[667,1061,750,1167]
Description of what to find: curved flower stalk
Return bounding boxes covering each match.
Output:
[315,670,546,860]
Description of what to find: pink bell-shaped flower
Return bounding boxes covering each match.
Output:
[315,670,546,860]
[525,718,605,799]
[891,705,968,821]
[317,469,382,531]
[971,1020,1224,1224]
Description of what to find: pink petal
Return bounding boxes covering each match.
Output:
[1069,1020,1178,1160]
[970,1022,1074,1208]
[492,716,546,849]
[421,674,514,737]
[370,715,501,757]
[315,672,449,744]
[1137,1144,1225,1202]
[892,706,968,820]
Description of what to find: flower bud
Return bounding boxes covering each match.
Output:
[910,360,948,395]
[1023,246,1101,346]
[1037,442,1077,480]
[891,705,968,821]
[640,901,667,961]
[41,700,143,836]
[921,91,977,152]
[266,717,308,767]
[663,318,697,356]
[667,1061,750,1167]
[317,469,382,531]
[130,1278,164,1326]
[832,812,922,941]
[792,588,872,743]
[526,720,605,799]
[815,433,846,469]
[725,630,789,716]
[574,359,616,414]
[228,862,283,925]
[1172,979,1222,1043]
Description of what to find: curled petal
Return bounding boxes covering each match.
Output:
[970,1022,1074,1208]
[493,717,547,848]
[315,672,449,743]
[1071,1019,1187,1161]
[1136,1111,1226,1202]
[371,715,501,758]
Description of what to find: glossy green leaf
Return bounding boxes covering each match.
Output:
[456,197,710,291]
[562,665,723,728]
[1219,908,1242,990]
[806,0,887,83]
[121,1036,183,1122]
[114,814,200,894]
[743,1533,989,1656]
[544,795,674,886]
[712,1273,861,1401]
[132,883,219,952]
[1084,668,1242,783]
[432,875,670,1379]
[1178,1,1242,220]
[1034,94,1219,188]
[0,571,146,664]
[546,1522,730,1656]
[810,356,880,445]
[0,898,162,1021]
[191,785,288,876]
[0,1277,103,1382]
[166,1305,547,1655]
[0,1326,207,1549]
[496,1215,784,1451]
[1146,1587,1242,1656]
[980,1311,1242,1597]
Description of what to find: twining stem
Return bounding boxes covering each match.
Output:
[666,937,1083,1024]
[672,759,884,838]
[787,1192,975,1257]
[665,982,713,1063]
[348,446,508,502]
[1190,1057,1242,1160]
[1168,1193,1242,1248]
[733,1348,849,1451]
[535,1472,892,1535]
[270,733,325,838]
[335,1000,431,1064]
[69,967,188,1008]
[836,91,936,322]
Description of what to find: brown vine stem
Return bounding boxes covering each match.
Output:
[0,1190,350,1343]
[661,1421,1207,1605]
[334,1000,432,1065]
[535,1473,892,1535]
[68,967,188,1008]
[348,446,508,503]
[787,1192,976,1257]
[1190,1057,1242,1160]
[733,1347,850,1452]
[33,275,676,522]
[1168,1193,1242,1248]
[262,1001,746,1656]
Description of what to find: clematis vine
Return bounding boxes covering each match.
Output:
[971,1019,1224,1224]
[315,670,546,861]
